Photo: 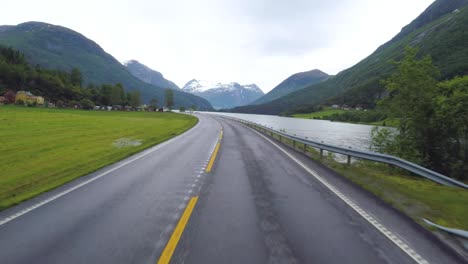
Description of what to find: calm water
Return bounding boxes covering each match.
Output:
[205,112,380,151]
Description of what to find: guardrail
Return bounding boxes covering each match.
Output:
[220,115,468,189]
[423,219,468,242]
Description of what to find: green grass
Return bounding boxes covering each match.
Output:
[368,118,400,127]
[292,107,347,119]
[251,124,468,230]
[0,105,198,210]
[292,107,400,127]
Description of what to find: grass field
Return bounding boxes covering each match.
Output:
[0,105,198,210]
[263,128,468,230]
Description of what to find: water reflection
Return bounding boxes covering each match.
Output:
[205,112,380,151]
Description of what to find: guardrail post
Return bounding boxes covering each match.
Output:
[293,140,296,148]
[279,135,282,142]
[304,144,307,153]
[320,149,323,159]
[347,155,351,165]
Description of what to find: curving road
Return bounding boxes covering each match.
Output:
[0,113,462,263]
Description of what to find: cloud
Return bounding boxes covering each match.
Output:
[0,0,435,92]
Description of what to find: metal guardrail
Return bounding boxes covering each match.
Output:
[423,219,468,241]
[220,115,468,189]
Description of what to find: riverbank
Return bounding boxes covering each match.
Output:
[0,106,198,210]
[291,107,400,127]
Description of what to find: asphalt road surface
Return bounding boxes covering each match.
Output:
[0,113,463,264]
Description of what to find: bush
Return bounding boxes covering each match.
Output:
[4,91,16,104]
[56,100,64,108]
[80,99,95,110]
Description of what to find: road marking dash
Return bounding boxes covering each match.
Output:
[158,196,198,264]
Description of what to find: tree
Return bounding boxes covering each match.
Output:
[374,46,467,180]
[129,90,141,108]
[378,47,440,164]
[149,98,158,108]
[165,89,174,110]
[110,83,125,105]
[100,84,113,106]
[70,68,82,87]
[80,98,95,110]
[433,76,468,179]
[179,106,186,112]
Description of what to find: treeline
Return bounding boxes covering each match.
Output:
[371,47,467,180]
[0,45,142,108]
[322,111,387,124]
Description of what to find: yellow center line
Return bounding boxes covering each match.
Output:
[206,142,220,172]
[157,196,199,264]
[206,131,223,172]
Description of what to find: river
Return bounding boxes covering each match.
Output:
[205,112,381,152]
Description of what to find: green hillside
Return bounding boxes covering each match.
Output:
[232,0,468,115]
[252,69,329,105]
[0,22,213,110]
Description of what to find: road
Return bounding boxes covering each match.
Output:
[0,113,463,263]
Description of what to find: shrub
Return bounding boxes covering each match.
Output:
[4,91,16,104]
[56,100,64,108]
[80,99,95,110]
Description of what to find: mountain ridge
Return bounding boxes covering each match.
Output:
[123,60,179,90]
[0,21,213,110]
[231,0,468,115]
[182,79,264,109]
[252,69,329,105]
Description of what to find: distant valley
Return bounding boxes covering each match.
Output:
[181,79,264,109]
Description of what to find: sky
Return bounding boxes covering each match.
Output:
[1,0,434,92]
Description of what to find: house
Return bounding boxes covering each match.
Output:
[341,105,352,111]
[331,104,340,109]
[15,91,44,105]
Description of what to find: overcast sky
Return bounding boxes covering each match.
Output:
[1,0,434,92]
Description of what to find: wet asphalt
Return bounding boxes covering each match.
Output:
[0,113,463,264]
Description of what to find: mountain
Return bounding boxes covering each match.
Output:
[123,60,179,90]
[0,21,213,110]
[182,80,264,109]
[232,0,468,115]
[252,69,329,105]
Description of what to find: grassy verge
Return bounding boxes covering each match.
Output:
[292,107,347,119]
[291,107,400,127]
[0,105,198,210]
[260,126,467,230]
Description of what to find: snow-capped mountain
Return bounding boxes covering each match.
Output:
[182,79,264,109]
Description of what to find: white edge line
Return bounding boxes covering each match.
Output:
[0,120,202,227]
[246,124,429,264]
